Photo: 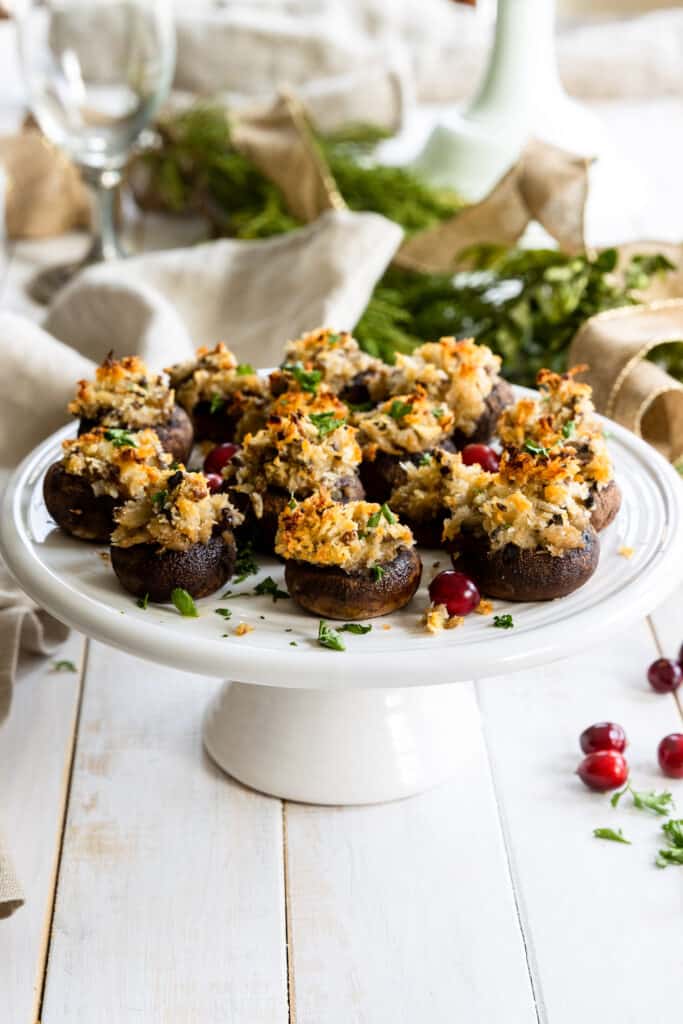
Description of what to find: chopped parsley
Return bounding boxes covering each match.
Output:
[233,541,259,584]
[593,827,631,845]
[523,439,549,458]
[236,363,255,375]
[209,392,225,414]
[367,503,395,529]
[104,428,137,448]
[657,819,683,867]
[52,659,77,673]
[348,400,374,413]
[432,406,445,419]
[339,623,372,635]
[136,593,150,610]
[611,784,674,816]
[327,332,341,345]
[215,608,232,619]
[288,496,297,509]
[493,614,514,630]
[289,641,298,647]
[171,588,199,618]
[371,565,385,583]
[318,620,345,651]
[309,411,347,437]
[151,489,168,509]
[388,399,413,422]
[254,576,289,602]
[562,420,576,439]
[282,362,322,394]
[419,452,432,466]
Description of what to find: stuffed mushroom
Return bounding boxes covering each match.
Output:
[167,343,270,443]
[355,387,456,503]
[280,327,389,406]
[276,491,422,620]
[497,366,621,531]
[110,468,243,602]
[225,409,364,551]
[43,427,173,542]
[69,354,193,464]
[443,449,600,601]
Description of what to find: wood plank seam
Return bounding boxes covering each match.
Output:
[33,638,90,1024]
[282,801,297,1024]
[474,679,547,1024]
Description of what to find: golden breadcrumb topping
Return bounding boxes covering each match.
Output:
[61,428,172,500]
[356,387,455,457]
[443,450,590,555]
[391,338,501,435]
[111,469,243,552]
[69,355,174,428]
[167,342,269,438]
[282,327,387,397]
[230,413,361,514]
[269,386,349,420]
[390,449,491,526]
[423,603,464,633]
[497,366,614,489]
[275,491,414,572]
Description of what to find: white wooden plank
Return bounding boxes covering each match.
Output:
[41,641,288,1023]
[285,682,537,1024]
[648,582,683,674]
[0,632,85,1024]
[477,619,683,1024]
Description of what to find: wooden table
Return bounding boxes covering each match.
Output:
[3,66,683,1021]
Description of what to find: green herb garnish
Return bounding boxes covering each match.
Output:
[523,440,549,458]
[171,588,199,617]
[282,362,322,394]
[104,428,138,448]
[215,608,232,619]
[348,400,374,413]
[367,503,395,529]
[236,363,255,375]
[493,614,514,629]
[593,827,631,844]
[419,452,432,466]
[52,659,77,673]
[562,420,576,439]
[432,407,445,419]
[254,576,289,602]
[388,399,413,421]
[309,411,347,437]
[289,641,298,647]
[233,541,259,584]
[611,784,674,816]
[327,332,341,344]
[656,819,683,866]
[136,593,149,610]
[288,496,297,510]
[151,489,168,508]
[318,620,345,652]
[371,565,385,582]
[339,623,372,635]
[209,392,225,414]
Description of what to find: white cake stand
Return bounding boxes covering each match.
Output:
[2,404,683,804]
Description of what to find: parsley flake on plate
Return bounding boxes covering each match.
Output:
[254,576,289,602]
[339,623,372,635]
[318,620,345,652]
[493,614,514,629]
[52,659,77,673]
[611,783,674,816]
[171,588,199,618]
[593,827,631,845]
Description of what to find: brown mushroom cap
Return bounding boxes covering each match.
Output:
[43,462,117,543]
[589,480,622,532]
[110,529,237,603]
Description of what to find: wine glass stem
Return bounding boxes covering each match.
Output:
[82,168,127,264]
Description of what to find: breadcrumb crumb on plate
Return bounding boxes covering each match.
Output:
[235,622,254,636]
[475,599,494,615]
[618,546,635,559]
[424,603,465,634]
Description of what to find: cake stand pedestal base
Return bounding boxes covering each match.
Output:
[203,680,476,805]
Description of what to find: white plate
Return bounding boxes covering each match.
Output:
[2,397,683,689]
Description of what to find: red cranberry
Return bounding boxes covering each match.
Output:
[203,442,240,476]
[461,444,500,473]
[428,570,480,616]
[579,722,627,755]
[577,750,629,792]
[657,733,683,779]
[205,473,223,493]
[647,658,682,694]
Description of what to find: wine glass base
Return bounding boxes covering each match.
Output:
[26,232,129,305]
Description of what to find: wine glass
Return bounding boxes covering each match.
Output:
[15,0,176,303]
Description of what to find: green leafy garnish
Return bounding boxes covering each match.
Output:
[289,641,298,647]
[209,392,225,414]
[367,504,395,529]
[611,784,675,816]
[52,659,77,673]
[282,362,322,394]
[388,399,413,421]
[593,827,631,844]
[432,407,445,419]
[371,565,385,582]
[523,440,549,458]
[348,400,374,413]
[236,363,255,375]
[288,496,297,510]
[562,420,576,439]
[136,593,149,610]
[327,332,341,344]
[309,411,347,437]
[318,620,345,651]
[171,588,199,618]
[151,489,168,508]
[104,428,137,448]
[419,452,432,466]
[339,623,372,635]
[233,541,259,584]
[215,608,232,619]
[254,576,289,602]
[493,614,514,629]
[656,818,683,867]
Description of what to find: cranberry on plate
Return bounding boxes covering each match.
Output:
[428,570,480,617]
[647,658,683,694]
[461,444,500,473]
[657,733,683,779]
[579,722,627,755]
[577,750,629,792]
[203,442,240,476]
